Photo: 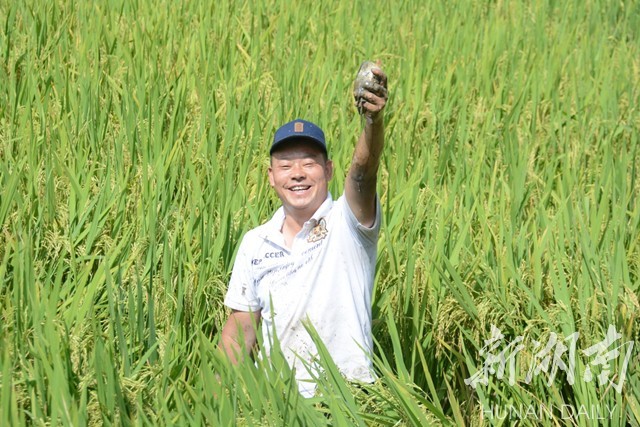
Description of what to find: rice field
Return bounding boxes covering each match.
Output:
[0,0,639,425]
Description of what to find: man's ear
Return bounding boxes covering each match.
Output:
[325,159,334,181]
[268,166,275,187]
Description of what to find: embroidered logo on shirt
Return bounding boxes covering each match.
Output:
[307,218,328,243]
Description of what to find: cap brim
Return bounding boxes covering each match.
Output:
[270,136,327,155]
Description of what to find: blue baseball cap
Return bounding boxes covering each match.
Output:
[270,119,327,156]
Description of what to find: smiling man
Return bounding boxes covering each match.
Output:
[220,64,388,397]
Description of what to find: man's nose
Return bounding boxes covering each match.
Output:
[290,163,306,180]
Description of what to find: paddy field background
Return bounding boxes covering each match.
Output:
[0,0,639,425]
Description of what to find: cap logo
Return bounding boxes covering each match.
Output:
[294,122,304,132]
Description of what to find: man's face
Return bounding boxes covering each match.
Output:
[268,141,333,220]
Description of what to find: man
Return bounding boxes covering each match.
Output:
[220,63,388,397]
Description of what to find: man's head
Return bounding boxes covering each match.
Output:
[269,120,333,220]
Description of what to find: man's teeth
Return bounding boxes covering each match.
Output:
[290,186,309,191]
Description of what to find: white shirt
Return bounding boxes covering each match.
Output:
[224,193,380,396]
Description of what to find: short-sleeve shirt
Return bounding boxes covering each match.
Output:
[224,193,380,397]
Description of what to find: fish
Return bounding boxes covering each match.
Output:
[353,61,381,115]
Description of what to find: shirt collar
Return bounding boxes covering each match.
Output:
[308,192,333,225]
[261,192,334,240]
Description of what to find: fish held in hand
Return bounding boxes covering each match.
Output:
[353,61,382,115]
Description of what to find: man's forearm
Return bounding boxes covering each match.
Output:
[219,310,260,364]
[220,333,256,365]
[350,119,385,189]
[345,119,384,227]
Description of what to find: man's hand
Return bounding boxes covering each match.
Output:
[354,63,388,124]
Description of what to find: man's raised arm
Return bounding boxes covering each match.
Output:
[345,64,388,227]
